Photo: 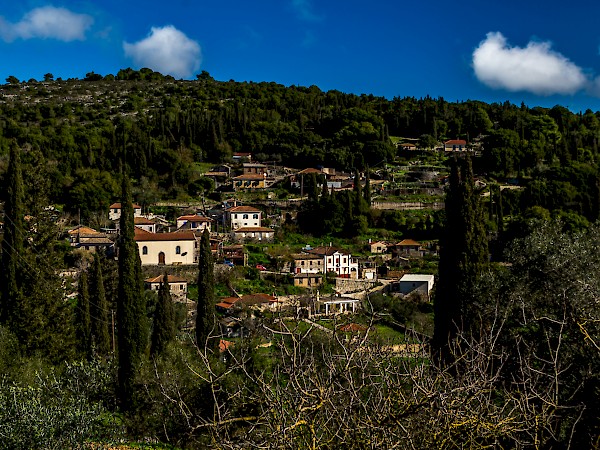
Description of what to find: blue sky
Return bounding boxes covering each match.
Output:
[2,0,600,112]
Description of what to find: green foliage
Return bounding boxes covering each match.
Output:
[90,253,111,356]
[76,271,92,358]
[151,274,176,357]
[116,174,149,410]
[196,229,216,348]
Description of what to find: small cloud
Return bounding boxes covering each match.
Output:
[0,6,93,42]
[472,32,587,96]
[291,0,323,22]
[123,26,201,79]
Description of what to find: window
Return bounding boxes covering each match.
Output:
[253,214,259,219]
[142,246,148,255]
[243,214,248,219]
[176,246,181,255]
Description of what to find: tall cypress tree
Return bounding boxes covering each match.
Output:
[432,156,489,363]
[151,274,176,357]
[0,143,24,325]
[90,253,111,356]
[364,167,372,206]
[76,271,92,358]
[196,228,215,349]
[116,173,148,410]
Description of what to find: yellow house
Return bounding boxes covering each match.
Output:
[232,173,266,191]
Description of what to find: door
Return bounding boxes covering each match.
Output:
[158,252,165,265]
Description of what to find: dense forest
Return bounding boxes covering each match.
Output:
[1,69,600,448]
[1,68,600,227]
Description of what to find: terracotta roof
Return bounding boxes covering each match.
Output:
[134,229,197,242]
[216,293,277,309]
[204,171,229,177]
[444,140,467,145]
[305,246,347,256]
[219,339,235,353]
[233,227,274,233]
[293,273,323,278]
[109,202,142,209]
[76,238,113,245]
[397,239,420,246]
[233,152,252,157]
[68,226,100,235]
[233,173,265,180]
[297,168,323,175]
[291,253,323,260]
[177,215,212,222]
[228,206,261,213]
[144,275,188,284]
[134,217,155,225]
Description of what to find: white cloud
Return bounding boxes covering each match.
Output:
[472,32,588,96]
[0,6,93,42]
[123,26,201,79]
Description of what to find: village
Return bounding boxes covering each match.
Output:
[60,146,458,348]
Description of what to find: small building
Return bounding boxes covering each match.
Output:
[134,228,198,266]
[304,246,359,279]
[232,152,252,163]
[444,139,467,152]
[109,202,142,221]
[293,273,324,288]
[393,239,422,257]
[291,253,324,274]
[216,293,279,313]
[144,274,188,300]
[134,216,157,233]
[68,225,114,253]
[317,293,360,315]
[369,241,388,254]
[399,274,435,296]
[226,205,262,230]
[242,163,268,175]
[231,226,275,242]
[176,215,212,232]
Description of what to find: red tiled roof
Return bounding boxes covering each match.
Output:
[109,202,142,209]
[444,140,467,145]
[177,215,212,222]
[228,206,261,213]
[306,246,346,256]
[233,227,274,233]
[297,168,323,175]
[233,173,265,180]
[397,239,420,246]
[134,217,155,225]
[134,230,196,242]
[144,275,188,283]
[219,339,235,353]
[338,323,367,333]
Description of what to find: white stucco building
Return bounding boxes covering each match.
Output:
[134,229,198,266]
[109,202,142,221]
[305,247,359,278]
[225,205,262,230]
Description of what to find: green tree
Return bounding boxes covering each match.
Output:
[116,174,148,410]
[196,229,215,349]
[0,144,24,325]
[5,75,19,84]
[43,73,54,82]
[432,156,489,363]
[364,167,372,206]
[76,271,92,358]
[90,253,111,356]
[151,274,176,357]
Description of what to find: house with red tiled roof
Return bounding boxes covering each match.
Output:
[444,139,467,152]
[231,226,275,242]
[225,205,262,230]
[134,228,199,265]
[216,293,279,313]
[144,274,188,299]
[304,246,359,278]
[67,225,114,253]
[176,214,212,232]
[109,202,142,221]
[134,216,157,233]
[392,239,423,257]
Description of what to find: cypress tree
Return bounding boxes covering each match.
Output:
[76,271,92,358]
[151,273,176,357]
[364,167,371,206]
[116,173,148,410]
[90,253,111,356]
[432,156,489,363]
[0,143,24,325]
[196,228,215,349]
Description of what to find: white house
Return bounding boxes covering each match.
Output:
[134,216,157,233]
[231,226,274,242]
[399,274,435,296]
[109,202,142,221]
[225,205,262,230]
[134,229,198,266]
[144,274,188,300]
[176,214,212,232]
[444,139,467,152]
[305,246,359,279]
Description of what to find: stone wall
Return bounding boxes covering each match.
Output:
[335,278,380,294]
